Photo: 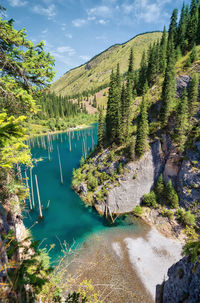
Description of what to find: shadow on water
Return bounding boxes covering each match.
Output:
[23,124,139,263]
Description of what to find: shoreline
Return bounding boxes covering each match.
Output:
[66,221,183,302]
[27,122,97,139]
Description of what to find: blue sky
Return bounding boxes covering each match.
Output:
[3,0,190,81]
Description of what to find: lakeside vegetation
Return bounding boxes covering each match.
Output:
[0,0,200,302]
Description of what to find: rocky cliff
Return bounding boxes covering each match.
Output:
[156,256,200,303]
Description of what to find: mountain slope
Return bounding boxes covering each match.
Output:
[51,31,162,97]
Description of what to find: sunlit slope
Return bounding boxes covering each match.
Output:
[51,32,162,96]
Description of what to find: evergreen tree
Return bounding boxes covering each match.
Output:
[128,48,134,80]
[190,43,199,62]
[124,79,132,140]
[175,88,189,147]
[177,3,188,54]
[168,9,178,44]
[159,26,167,74]
[160,39,176,126]
[165,180,179,209]
[93,95,97,108]
[98,107,104,149]
[135,96,149,157]
[147,43,158,86]
[188,73,199,117]
[106,70,115,140]
[186,0,199,50]
[138,51,147,95]
[155,174,165,202]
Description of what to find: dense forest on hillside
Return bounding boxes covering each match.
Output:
[0,0,200,302]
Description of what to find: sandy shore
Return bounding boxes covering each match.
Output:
[65,221,183,302]
[124,227,183,300]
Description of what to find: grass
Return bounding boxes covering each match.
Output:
[51,32,162,97]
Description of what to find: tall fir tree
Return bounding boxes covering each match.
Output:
[159,26,167,74]
[186,0,199,50]
[188,73,199,118]
[168,9,178,45]
[138,51,147,95]
[106,70,115,140]
[160,39,176,126]
[124,78,132,140]
[177,3,188,54]
[175,88,189,148]
[98,107,104,150]
[135,96,149,157]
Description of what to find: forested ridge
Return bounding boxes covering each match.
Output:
[0,0,200,302]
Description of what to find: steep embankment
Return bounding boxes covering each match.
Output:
[51,32,162,97]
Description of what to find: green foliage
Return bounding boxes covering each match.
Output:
[142,191,157,207]
[164,180,179,209]
[190,44,199,62]
[133,205,143,216]
[87,173,98,191]
[161,209,174,220]
[155,175,165,202]
[188,73,199,118]
[97,107,104,149]
[80,156,85,167]
[176,209,196,226]
[183,240,200,263]
[135,96,149,157]
[72,168,85,188]
[118,163,123,174]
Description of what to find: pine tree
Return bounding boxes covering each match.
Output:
[168,9,178,44]
[128,48,134,80]
[175,88,189,148]
[159,26,167,74]
[186,0,199,50]
[138,51,147,95]
[155,174,165,202]
[160,39,176,126]
[165,180,179,209]
[98,107,104,149]
[147,43,157,86]
[124,79,132,140]
[177,3,188,54]
[190,43,199,63]
[106,70,115,140]
[135,96,149,157]
[188,73,199,117]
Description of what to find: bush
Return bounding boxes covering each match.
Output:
[87,173,98,191]
[118,163,123,174]
[133,205,143,216]
[142,191,157,208]
[176,209,196,227]
[161,209,174,220]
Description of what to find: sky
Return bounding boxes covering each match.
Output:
[3,0,191,81]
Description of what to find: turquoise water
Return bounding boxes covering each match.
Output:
[23,124,139,263]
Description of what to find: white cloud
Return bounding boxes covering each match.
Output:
[80,55,90,61]
[72,18,87,27]
[65,33,72,39]
[57,46,76,56]
[8,0,27,7]
[87,5,112,18]
[32,4,56,19]
[98,19,108,25]
[42,28,48,35]
[121,0,171,24]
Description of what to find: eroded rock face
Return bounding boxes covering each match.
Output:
[156,256,200,303]
[178,143,200,209]
[95,141,164,215]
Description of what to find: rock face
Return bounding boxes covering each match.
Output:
[156,256,200,303]
[178,141,200,209]
[95,141,164,215]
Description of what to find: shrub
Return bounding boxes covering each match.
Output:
[176,209,196,227]
[80,156,85,167]
[161,209,174,220]
[142,191,157,207]
[87,173,98,191]
[133,205,143,216]
[118,163,123,174]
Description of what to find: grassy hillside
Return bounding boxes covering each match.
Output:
[51,31,162,97]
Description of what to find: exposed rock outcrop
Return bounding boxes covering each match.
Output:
[95,140,164,215]
[156,256,200,303]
